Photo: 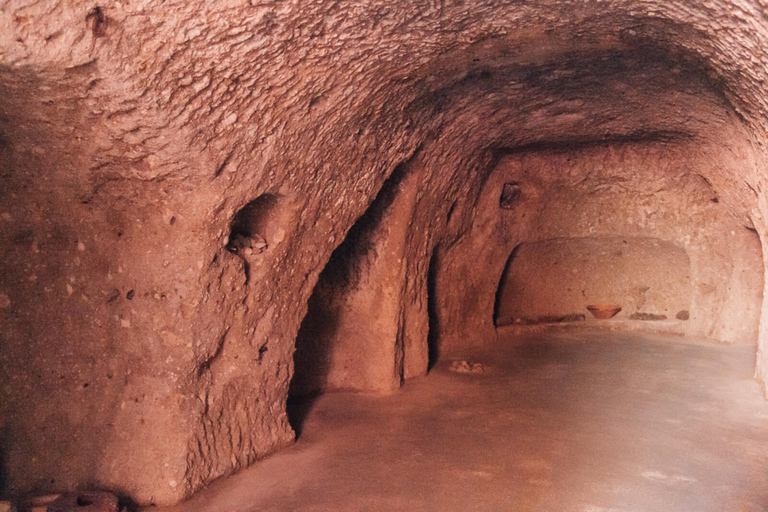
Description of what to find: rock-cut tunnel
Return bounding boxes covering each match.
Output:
[1,1,768,510]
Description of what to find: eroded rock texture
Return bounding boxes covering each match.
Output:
[2,0,768,506]
[476,145,763,342]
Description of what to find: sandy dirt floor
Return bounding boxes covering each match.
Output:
[154,331,768,511]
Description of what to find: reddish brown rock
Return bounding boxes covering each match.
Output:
[1,0,768,507]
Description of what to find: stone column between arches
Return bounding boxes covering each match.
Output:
[291,158,431,396]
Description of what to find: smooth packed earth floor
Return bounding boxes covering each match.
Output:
[157,331,768,511]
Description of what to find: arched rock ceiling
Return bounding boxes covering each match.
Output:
[1,1,767,195]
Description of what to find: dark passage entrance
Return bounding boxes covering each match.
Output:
[290,163,411,403]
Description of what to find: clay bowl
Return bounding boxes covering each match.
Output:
[586,304,621,319]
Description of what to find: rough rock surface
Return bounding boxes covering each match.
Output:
[2,0,768,506]
[487,146,763,343]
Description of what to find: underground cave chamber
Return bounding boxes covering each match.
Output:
[248,133,768,510]
[2,1,768,510]
[290,134,766,397]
